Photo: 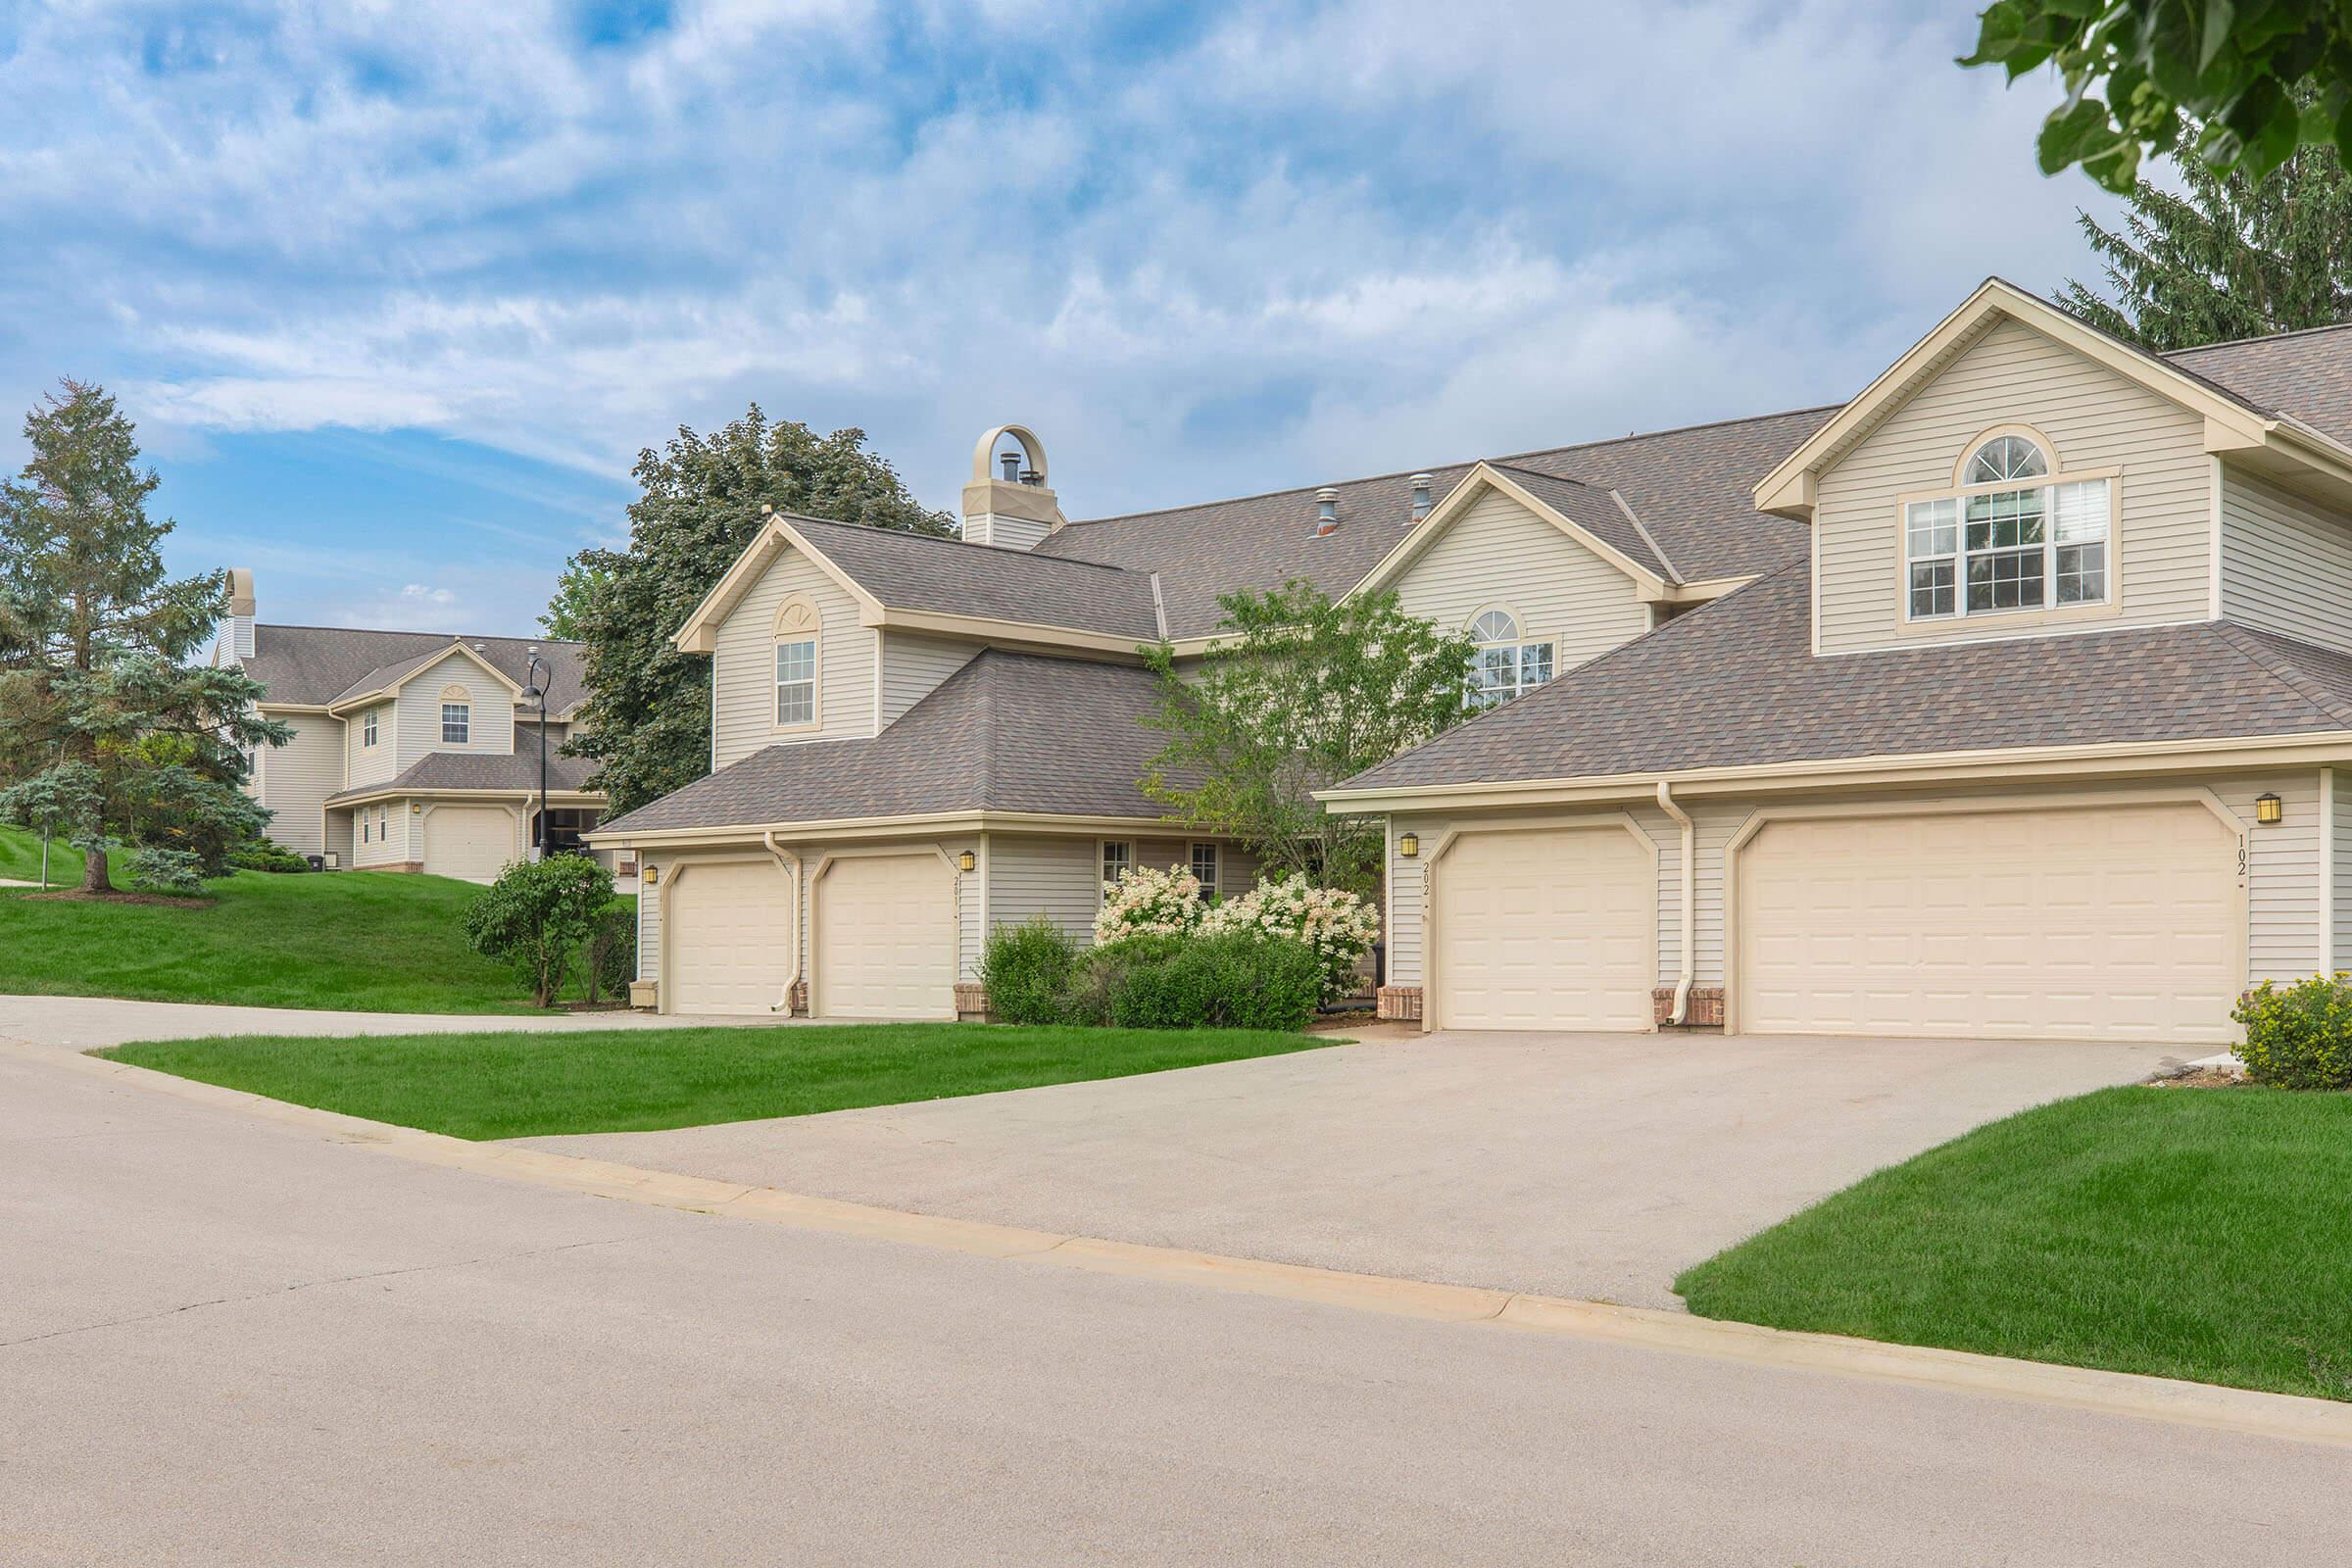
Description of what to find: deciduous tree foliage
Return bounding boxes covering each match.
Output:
[0,382,284,894]
[2060,121,2352,347]
[562,407,952,816]
[1966,1,2352,192]
[1139,581,1476,898]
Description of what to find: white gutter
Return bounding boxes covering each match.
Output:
[1654,780,1695,1027]
[761,830,804,1015]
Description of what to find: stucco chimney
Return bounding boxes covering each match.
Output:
[961,424,1066,550]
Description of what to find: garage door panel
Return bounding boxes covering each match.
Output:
[1435,825,1652,1032]
[425,807,516,884]
[815,854,954,1020]
[1739,803,2238,1045]
[668,859,795,1015]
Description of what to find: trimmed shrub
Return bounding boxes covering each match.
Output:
[1201,875,1380,1004]
[981,917,1080,1025]
[1093,864,1205,945]
[584,904,637,1004]
[463,856,615,1007]
[1058,932,1187,1026]
[227,838,311,873]
[124,845,208,897]
[2232,975,2352,1090]
[1107,930,1322,1032]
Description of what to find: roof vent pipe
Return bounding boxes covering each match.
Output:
[1001,451,1021,482]
[1409,473,1433,524]
[1315,487,1340,536]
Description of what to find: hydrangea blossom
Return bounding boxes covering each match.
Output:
[1200,874,1380,1004]
[1093,863,1205,946]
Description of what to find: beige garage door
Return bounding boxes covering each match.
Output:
[666,859,796,1015]
[1738,803,2240,1044]
[1434,825,1654,1031]
[814,853,955,1020]
[423,805,517,884]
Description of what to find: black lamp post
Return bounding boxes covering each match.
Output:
[524,650,550,859]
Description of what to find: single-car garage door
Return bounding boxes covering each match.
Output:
[424,805,517,884]
[1737,803,2240,1044]
[1433,824,1654,1031]
[814,853,956,1019]
[666,859,795,1015]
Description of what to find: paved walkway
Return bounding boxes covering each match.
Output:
[521,1029,2186,1307]
[6,1044,2342,1565]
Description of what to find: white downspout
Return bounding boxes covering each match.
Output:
[761,830,803,1014]
[1655,781,1695,1026]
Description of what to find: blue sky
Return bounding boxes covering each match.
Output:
[0,1,2132,637]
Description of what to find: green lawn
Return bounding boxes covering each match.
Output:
[0,823,83,885]
[1676,1086,2352,1402]
[102,1023,1336,1140]
[0,867,629,1014]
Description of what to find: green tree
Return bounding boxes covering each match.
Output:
[1138,580,1477,898]
[538,559,612,641]
[2060,126,2352,347]
[463,855,617,1008]
[0,381,286,894]
[1963,1,2352,192]
[566,407,952,815]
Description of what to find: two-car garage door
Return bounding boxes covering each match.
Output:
[665,852,956,1018]
[1737,803,2241,1044]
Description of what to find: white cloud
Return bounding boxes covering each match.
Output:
[1,0,2135,547]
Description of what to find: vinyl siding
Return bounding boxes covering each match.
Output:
[347,703,396,788]
[1387,774,2319,1012]
[1815,318,2213,655]
[351,800,411,867]
[2220,466,2352,656]
[2335,769,2352,973]
[637,862,662,982]
[988,834,1102,945]
[878,632,979,729]
[710,547,875,768]
[1392,487,1651,671]
[255,712,344,857]
[395,652,514,769]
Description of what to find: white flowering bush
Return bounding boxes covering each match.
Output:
[1201,874,1380,1004]
[1093,863,1205,945]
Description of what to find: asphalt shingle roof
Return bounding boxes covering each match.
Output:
[598,649,1179,835]
[781,514,1162,640]
[326,749,597,805]
[2167,323,2352,450]
[1031,407,1832,637]
[243,626,589,712]
[1339,567,2352,794]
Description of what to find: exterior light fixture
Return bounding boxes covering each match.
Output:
[2255,792,2284,825]
[1397,831,1420,858]
[411,802,421,814]
[957,850,977,872]
[642,865,659,886]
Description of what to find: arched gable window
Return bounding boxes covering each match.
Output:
[1467,607,1554,710]
[439,684,471,745]
[1904,429,2108,621]
[773,597,821,729]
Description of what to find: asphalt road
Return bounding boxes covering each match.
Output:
[4,1049,2344,1566]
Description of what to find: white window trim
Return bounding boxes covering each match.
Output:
[1098,839,1134,904]
[772,596,822,735]
[1896,465,2123,628]
[440,703,471,746]
[1465,605,1555,709]
[362,709,378,748]
[1189,841,1219,900]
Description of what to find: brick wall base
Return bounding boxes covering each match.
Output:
[788,980,808,1015]
[1376,985,1423,1023]
[955,982,990,1022]
[356,861,424,874]
[1652,986,1725,1028]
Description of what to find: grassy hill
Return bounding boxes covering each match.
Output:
[0,864,632,1014]
[0,824,84,885]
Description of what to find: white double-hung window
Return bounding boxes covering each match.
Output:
[772,597,821,730]
[1905,433,2111,621]
[1467,609,1554,709]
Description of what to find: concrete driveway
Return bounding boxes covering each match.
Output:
[521,1029,2187,1307]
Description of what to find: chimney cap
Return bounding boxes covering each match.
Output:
[971,423,1049,488]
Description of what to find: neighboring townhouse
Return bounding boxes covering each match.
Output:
[590,412,1805,1016]
[216,573,608,883]
[1332,278,2352,1046]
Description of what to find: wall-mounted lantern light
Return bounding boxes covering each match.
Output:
[957,850,977,872]
[642,865,660,885]
[2256,792,2284,825]
[1397,831,1420,858]
[411,802,422,814]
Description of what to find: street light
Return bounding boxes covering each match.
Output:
[523,649,550,860]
